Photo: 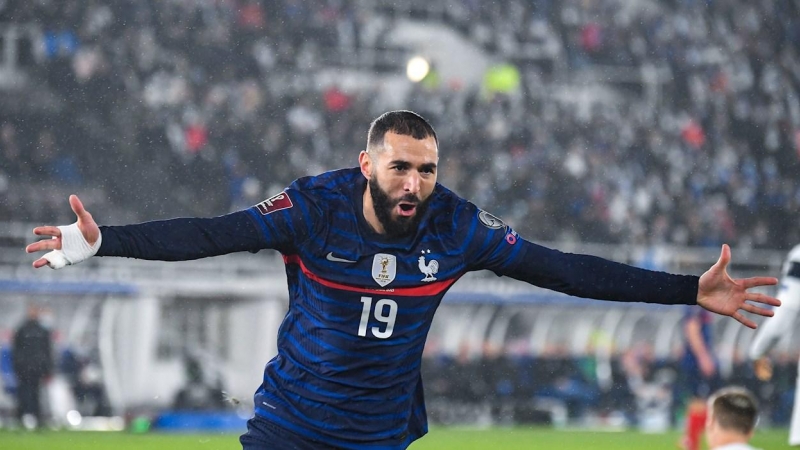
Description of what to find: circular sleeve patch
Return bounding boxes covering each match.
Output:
[478,210,506,230]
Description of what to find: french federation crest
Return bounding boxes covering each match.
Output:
[372,253,397,287]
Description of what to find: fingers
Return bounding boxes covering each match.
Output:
[25,237,61,254]
[32,258,50,269]
[33,226,61,237]
[746,292,781,307]
[739,276,779,289]
[732,312,756,329]
[735,300,779,329]
[70,194,84,216]
[740,302,775,318]
[69,194,92,222]
[716,244,731,269]
[27,226,61,254]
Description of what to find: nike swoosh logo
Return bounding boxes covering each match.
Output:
[326,252,357,263]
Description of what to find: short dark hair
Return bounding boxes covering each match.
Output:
[366,110,438,152]
[709,387,759,435]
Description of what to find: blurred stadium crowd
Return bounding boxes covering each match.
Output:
[1,0,800,250]
[420,339,798,428]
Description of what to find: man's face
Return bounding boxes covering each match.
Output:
[362,132,438,237]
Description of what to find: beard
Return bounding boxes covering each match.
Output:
[368,176,431,238]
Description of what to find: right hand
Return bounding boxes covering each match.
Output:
[25,195,100,268]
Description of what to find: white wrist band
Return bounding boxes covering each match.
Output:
[42,223,102,269]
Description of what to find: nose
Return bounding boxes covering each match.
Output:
[404,171,421,195]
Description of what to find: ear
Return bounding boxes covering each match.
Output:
[359,150,372,180]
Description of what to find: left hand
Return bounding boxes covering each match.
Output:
[697,244,781,329]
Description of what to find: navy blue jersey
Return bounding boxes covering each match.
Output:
[681,305,716,372]
[678,305,721,399]
[98,167,698,448]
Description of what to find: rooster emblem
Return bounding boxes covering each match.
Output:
[418,255,439,282]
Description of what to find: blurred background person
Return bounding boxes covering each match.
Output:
[705,386,761,450]
[749,244,800,446]
[172,354,226,412]
[60,343,111,417]
[678,304,722,450]
[11,304,54,430]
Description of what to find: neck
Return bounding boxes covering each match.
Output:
[362,184,384,234]
[709,430,752,449]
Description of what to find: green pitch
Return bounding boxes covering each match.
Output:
[0,427,791,449]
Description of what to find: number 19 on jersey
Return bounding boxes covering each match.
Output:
[358,296,398,338]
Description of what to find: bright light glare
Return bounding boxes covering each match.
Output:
[67,410,83,427]
[406,57,430,82]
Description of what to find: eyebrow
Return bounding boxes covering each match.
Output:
[420,162,437,172]
[390,160,438,171]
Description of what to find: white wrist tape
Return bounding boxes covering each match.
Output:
[42,223,102,269]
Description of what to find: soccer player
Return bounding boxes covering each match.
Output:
[705,386,761,450]
[678,304,722,450]
[748,244,800,446]
[25,111,781,449]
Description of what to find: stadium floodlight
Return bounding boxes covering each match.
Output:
[406,56,430,82]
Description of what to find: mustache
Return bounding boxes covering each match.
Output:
[394,194,421,205]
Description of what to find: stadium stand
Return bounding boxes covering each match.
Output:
[0,0,798,248]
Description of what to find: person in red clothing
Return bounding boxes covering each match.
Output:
[679,305,722,450]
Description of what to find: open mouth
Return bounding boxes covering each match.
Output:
[397,202,417,217]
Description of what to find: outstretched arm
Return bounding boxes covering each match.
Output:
[26,195,267,268]
[696,244,780,329]
[493,240,779,328]
[450,202,779,328]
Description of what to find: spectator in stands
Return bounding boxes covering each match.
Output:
[534,344,600,421]
[3,0,800,250]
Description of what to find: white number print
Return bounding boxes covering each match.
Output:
[358,297,398,339]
